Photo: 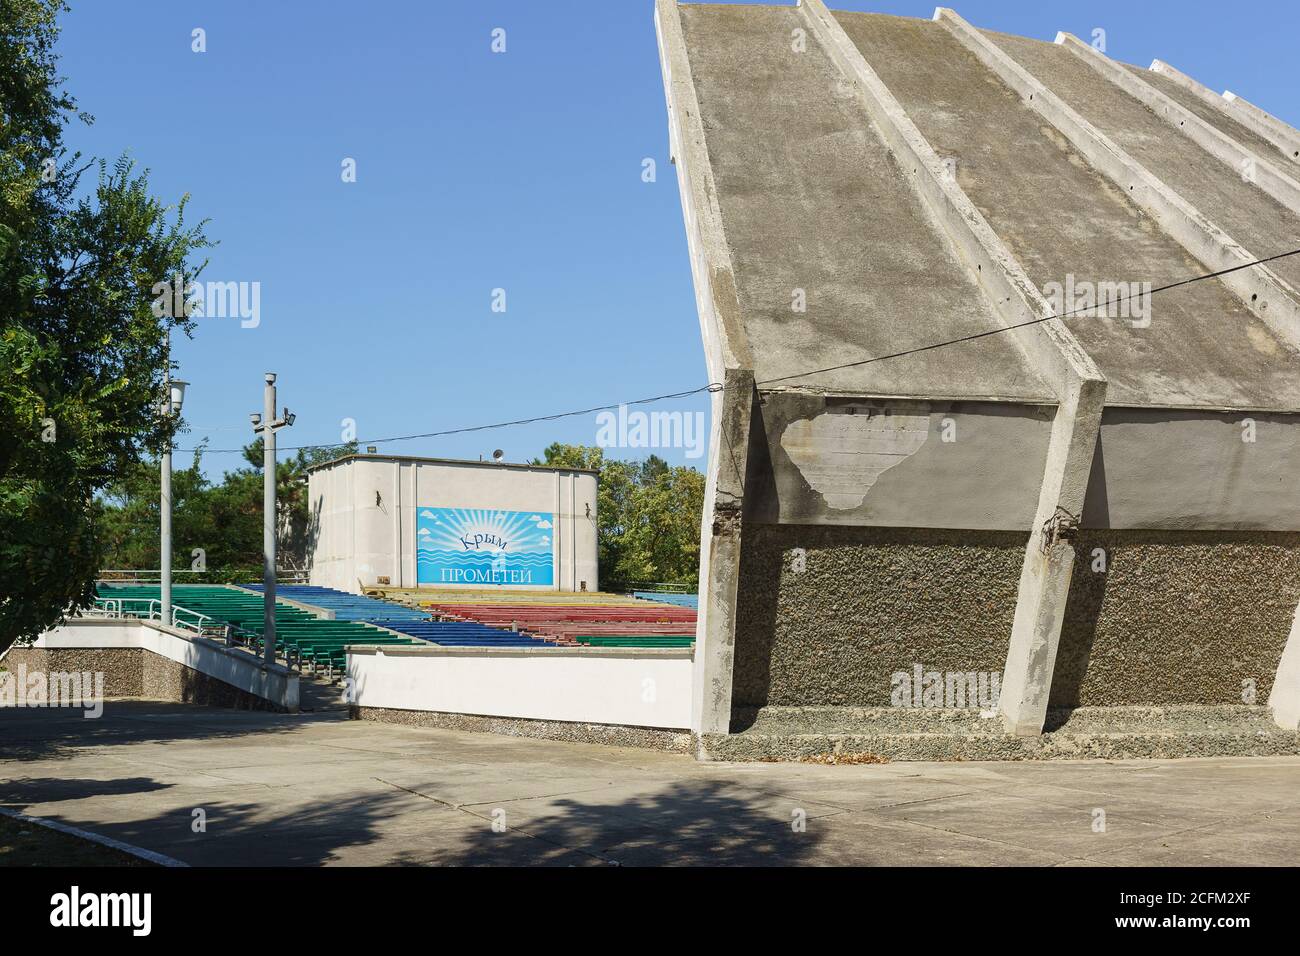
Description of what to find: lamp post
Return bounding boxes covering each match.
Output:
[250,373,295,665]
[160,371,188,626]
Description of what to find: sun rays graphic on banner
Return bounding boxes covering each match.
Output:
[416,507,555,586]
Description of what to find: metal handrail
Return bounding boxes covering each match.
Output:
[85,597,211,635]
[97,569,309,584]
[84,598,305,674]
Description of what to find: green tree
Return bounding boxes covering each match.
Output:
[1,0,210,650]
[530,443,704,590]
[95,440,357,578]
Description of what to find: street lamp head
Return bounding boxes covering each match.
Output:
[168,379,188,416]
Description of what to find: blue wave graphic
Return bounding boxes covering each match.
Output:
[417,549,551,566]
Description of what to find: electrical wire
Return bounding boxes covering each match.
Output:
[175,247,1300,455]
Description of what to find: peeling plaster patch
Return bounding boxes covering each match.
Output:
[780,404,930,509]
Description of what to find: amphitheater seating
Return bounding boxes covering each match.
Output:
[243,584,554,649]
[633,591,699,609]
[94,584,428,674]
[241,584,430,621]
[421,596,697,648]
[96,583,696,664]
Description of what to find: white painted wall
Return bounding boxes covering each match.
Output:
[347,646,692,729]
[29,618,299,711]
[308,456,599,593]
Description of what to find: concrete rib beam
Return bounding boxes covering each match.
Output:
[999,374,1106,736]
[1150,59,1300,167]
[801,0,1104,401]
[805,0,1105,738]
[1268,606,1300,733]
[932,8,1300,352]
[1054,32,1300,215]
[690,368,757,740]
[654,0,753,380]
[1269,605,1300,730]
[657,0,757,742]
[1223,88,1300,166]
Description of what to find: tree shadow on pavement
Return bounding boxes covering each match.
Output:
[398,778,829,867]
[0,700,331,762]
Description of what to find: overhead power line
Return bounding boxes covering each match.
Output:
[177,247,1300,455]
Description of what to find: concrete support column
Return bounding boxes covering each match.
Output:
[1268,606,1300,730]
[691,368,756,737]
[999,377,1105,735]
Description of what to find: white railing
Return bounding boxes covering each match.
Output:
[97,569,309,584]
[86,597,213,636]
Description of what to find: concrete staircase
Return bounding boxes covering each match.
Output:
[699,705,1300,761]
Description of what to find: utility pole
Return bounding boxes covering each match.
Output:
[159,338,187,627]
[161,364,172,624]
[250,373,294,665]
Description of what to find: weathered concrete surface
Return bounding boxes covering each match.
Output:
[733,524,1024,708]
[1054,32,1300,218]
[2,648,143,698]
[353,706,692,753]
[839,12,1300,410]
[3,701,1299,865]
[706,704,1300,761]
[662,4,1300,745]
[999,374,1105,736]
[800,0,1102,404]
[1082,408,1300,530]
[692,368,760,735]
[1,646,284,712]
[654,0,752,381]
[1147,60,1300,167]
[1052,530,1300,706]
[676,4,1053,401]
[752,395,1054,529]
[1270,607,1300,729]
[987,29,1300,304]
[1223,89,1300,164]
[1137,64,1292,167]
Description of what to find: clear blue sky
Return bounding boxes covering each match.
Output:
[53,0,1299,478]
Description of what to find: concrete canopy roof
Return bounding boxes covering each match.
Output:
[661,2,1300,411]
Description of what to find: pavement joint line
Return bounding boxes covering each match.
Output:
[0,805,189,867]
[856,813,1077,862]
[736,787,898,815]
[856,790,984,812]
[457,785,628,809]
[882,798,1196,853]
[947,780,1241,819]
[372,776,621,866]
[1065,802,1288,863]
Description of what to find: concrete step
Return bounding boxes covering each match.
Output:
[703,705,1300,761]
[297,674,350,713]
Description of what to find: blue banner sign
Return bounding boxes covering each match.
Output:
[416,507,555,586]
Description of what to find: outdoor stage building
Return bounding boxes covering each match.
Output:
[306,454,599,593]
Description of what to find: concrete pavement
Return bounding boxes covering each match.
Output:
[1,700,1297,866]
